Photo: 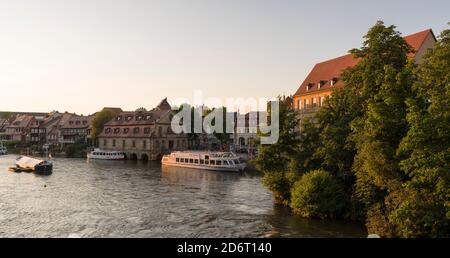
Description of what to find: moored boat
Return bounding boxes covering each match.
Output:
[0,146,7,155]
[87,148,125,160]
[14,156,53,174]
[161,151,246,172]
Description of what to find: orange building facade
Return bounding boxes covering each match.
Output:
[292,29,437,117]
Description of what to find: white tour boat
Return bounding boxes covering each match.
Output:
[87,149,125,160]
[161,151,246,172]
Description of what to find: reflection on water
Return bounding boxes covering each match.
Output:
[0,155,366,238]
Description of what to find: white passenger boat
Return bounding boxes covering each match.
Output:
[161,151,246,172]
[87,149,125,160]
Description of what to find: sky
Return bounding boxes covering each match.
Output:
[0,0,448,114]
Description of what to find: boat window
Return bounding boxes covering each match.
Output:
[234,159,240,164]
[200,159,205,164]
[176,158,180,162]
[180,158,184,162]
[194,159,199,164]
[205,160,209,165]
[224,160,229,165]
[210,160,215,165]
[205,155,209,160]
[217,160,222,166]
[189,159,193,163]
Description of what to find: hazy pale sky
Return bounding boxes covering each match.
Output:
[0,0,448,114]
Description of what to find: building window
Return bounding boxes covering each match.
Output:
[145,115,151,120]
[144,127,151,134]
[313,98,317,108]
[103,139,107,147]
[143,140,146,149]
[320,96,325,107]
[116,116,122,121]
[133,127,140,134]
[132,140,136,147]
[158,127,163,137]
[114,128,120,134]
[305,99,310,109]
[112,139,116,147]
[124,128,129,134]
[126,116,132,121]
[123,140,126,147]
[105,128,111,134]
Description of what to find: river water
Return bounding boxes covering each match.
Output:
[0,155,366,238]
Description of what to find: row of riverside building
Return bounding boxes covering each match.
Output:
[0,98,264,160]
[0,111,95,147]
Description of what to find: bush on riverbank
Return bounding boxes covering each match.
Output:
[64,143,88,158]
[290,170,347,219]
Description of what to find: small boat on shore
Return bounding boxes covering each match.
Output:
[11,156,53,175]
[87,149,125,160]
[162,151,246,172]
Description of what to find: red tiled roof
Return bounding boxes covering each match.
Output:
[8,115,35,128]
[294,29,434,96]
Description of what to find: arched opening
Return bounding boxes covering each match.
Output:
[123,153,128,160]
[141,153,149,161]
[130,153,138,160]
[239,137,246,146]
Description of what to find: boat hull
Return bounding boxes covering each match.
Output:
[162,161,246,172]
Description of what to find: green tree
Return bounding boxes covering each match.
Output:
[91,109,116,141]
[253,97,301,204]
[290,169,347,219]
[392,26,450,237]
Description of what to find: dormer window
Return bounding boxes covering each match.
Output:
[318,80,326,89]
[116,116,122,121]
[145,115,151,120]
[136,116,142,121]
[105,128,111,134]
[126,116,132,121]
[306,83,314,91]
[123,128,130,133]
[330,77,338,86]
[114,128,120,134]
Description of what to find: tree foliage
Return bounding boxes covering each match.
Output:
[91,109,116,140]
[290,169,347,219]
[255,21,449,237]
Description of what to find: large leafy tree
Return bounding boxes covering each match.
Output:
[253,97,301,204]
[392,26,450,237]
[91,109,116,141]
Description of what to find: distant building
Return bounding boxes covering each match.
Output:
[59,114,94,145]
[98,98,188,160]
[0,118,10,141]
[5,115,36,142]
[292,29,437,122]
[231,111,266,153]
